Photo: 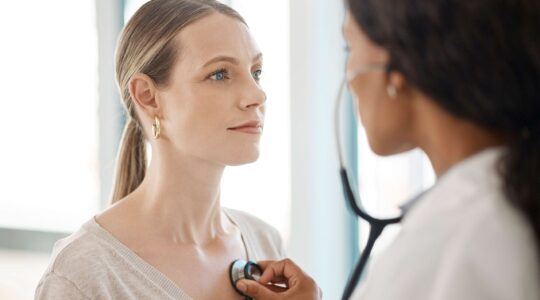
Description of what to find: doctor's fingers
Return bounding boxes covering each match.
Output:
[236,280,284,300]
[257,259,321,300]
[237,279,287,293]
[236,279,321,300]
[256,259,307,285]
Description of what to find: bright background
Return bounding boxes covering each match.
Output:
[0,1,434,299]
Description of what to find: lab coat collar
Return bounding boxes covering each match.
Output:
[399,146,506,228]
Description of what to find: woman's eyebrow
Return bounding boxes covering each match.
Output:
[203,56,239,68]
[201,53,263,68]
[252,53,263,64]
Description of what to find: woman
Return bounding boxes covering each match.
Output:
[35,0,284,299]
[237,0,540,299]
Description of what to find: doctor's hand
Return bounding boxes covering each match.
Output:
[236,259,322,300]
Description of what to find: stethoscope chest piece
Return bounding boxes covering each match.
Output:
[229,259,263,300]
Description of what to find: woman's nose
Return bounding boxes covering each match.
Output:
[239,79,267,110]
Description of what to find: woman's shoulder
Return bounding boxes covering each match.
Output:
[35,219,127,298]
[223,207,286,259]
[43,219,108,274]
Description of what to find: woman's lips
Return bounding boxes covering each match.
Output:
[228,120,263,134]
[228,125,262,134]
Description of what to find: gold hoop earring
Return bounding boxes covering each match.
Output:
[387,84,397,98]
[152,116,161,139]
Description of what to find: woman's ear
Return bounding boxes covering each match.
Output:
[129,73,160,119]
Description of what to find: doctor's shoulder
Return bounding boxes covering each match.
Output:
[432,190,540,300]
[223,207,286,259]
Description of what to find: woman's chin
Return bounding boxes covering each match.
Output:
[225,151,260,166]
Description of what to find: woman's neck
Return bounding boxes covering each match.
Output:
[128,150,230,246]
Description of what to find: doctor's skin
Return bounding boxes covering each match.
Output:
[237,0,540,299]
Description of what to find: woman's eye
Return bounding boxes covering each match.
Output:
[253,69,262,81]
[209,69,229,81]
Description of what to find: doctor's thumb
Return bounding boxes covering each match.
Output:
[236,279,279,300]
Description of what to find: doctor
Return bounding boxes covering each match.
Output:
[236,0,540,299]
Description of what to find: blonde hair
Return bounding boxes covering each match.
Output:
[111,0,246,204]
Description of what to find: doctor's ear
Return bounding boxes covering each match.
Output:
[128,73,161,118]
[386,71,407,99]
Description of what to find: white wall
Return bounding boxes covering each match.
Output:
[289,1,357,299]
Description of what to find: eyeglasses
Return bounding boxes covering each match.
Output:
[345,63,388,82]
[335,62,389,166]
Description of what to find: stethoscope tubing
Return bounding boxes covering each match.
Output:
[335,79,403,300]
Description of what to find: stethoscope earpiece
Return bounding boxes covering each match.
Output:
[229,259,263,300]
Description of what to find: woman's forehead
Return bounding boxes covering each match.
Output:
[174,13,260,67]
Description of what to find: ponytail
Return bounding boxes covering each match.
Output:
[110,118,147,204]
[500,128,540,255]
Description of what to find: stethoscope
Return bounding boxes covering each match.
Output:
[229,259,263,300]
[335,65,405,300]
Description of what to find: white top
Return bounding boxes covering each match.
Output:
[35,208,285,299]
[353,147,540,300]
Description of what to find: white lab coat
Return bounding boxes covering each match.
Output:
[352,147,540,300]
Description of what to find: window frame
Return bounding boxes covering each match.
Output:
[0,0,125,252]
